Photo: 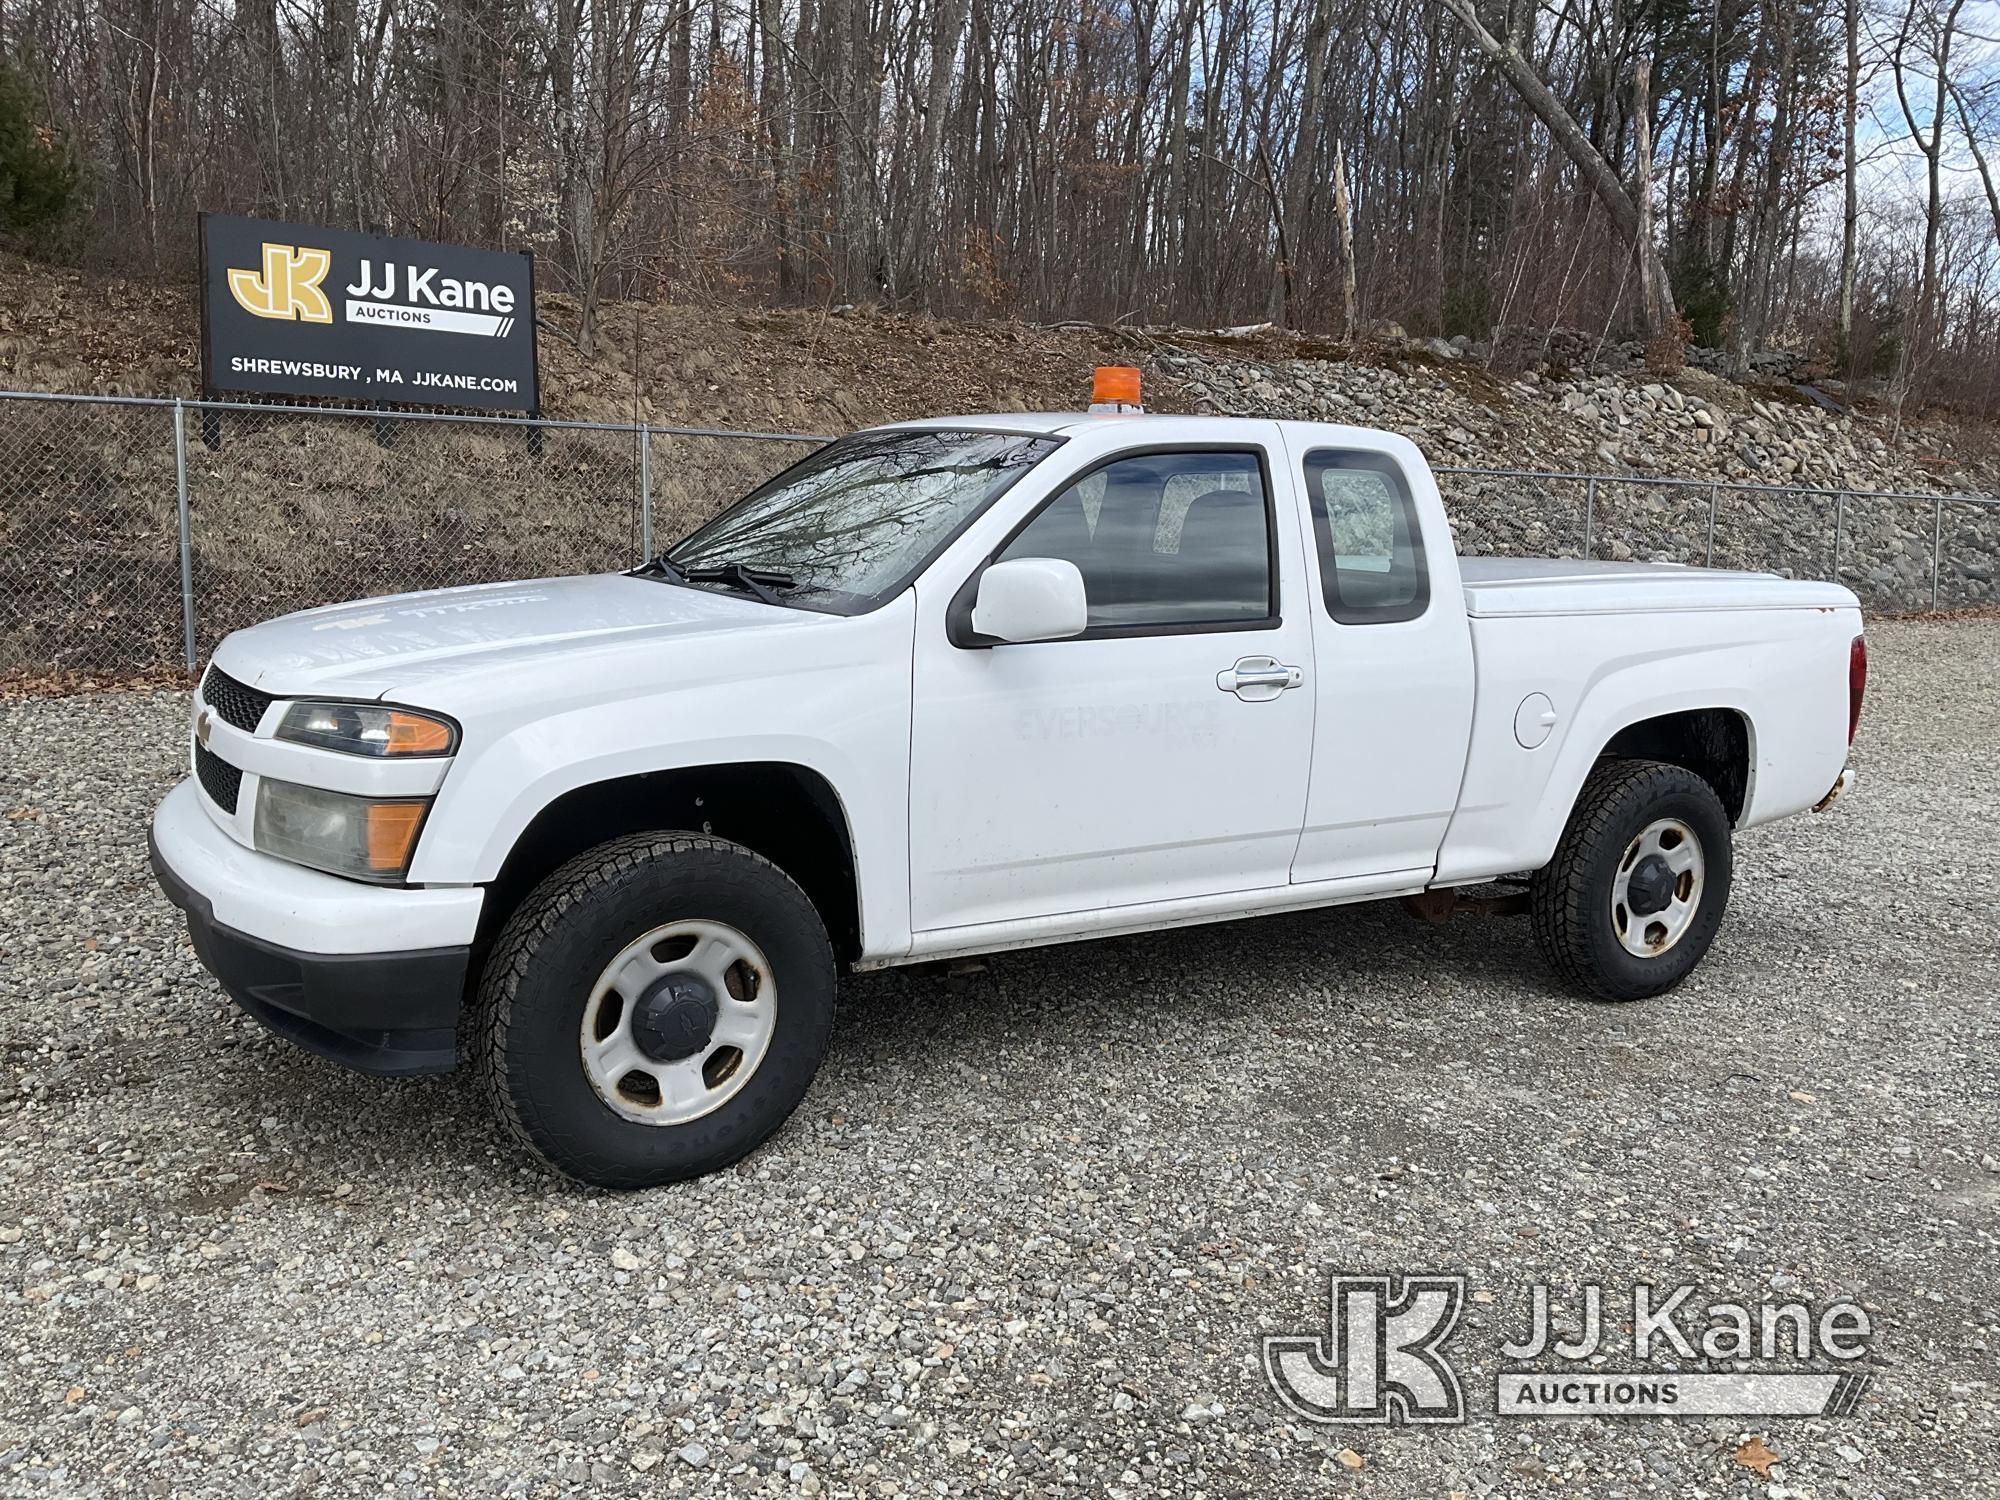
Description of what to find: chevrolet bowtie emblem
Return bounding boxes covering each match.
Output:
[196,708,212,746]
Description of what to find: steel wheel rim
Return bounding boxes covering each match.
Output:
[1610,816,1705,958]
[579,919,777,1126]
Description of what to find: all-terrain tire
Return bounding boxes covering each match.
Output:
[471,833,836,1188]
[1530,759,1733,1002]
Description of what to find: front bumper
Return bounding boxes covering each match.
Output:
[150,780,480,1075]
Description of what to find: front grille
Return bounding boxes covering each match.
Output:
[201,667,274,733]
[194,741,242,814]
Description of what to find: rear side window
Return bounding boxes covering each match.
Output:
[999,449,1274,632]
[1304,449,1429,624]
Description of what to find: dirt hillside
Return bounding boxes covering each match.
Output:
[0,254,1186,431]
[4,251,1995,497]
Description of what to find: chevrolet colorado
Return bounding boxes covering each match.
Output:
[151,379,1865,1187]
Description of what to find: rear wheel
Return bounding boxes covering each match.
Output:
[472,834,836,1187]
[1530,760,1733,1001]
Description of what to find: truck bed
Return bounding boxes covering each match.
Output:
[1457,557,1856,617]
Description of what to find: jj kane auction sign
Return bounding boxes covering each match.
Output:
[200,213,539,412]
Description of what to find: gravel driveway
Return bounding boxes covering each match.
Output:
[1,617,1995,1497]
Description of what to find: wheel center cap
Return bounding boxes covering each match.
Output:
[1625,854,1676,916]
[631,974,719,1062]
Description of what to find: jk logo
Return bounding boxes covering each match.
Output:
[227,242,333,323]
[1263,1273,1466,1424]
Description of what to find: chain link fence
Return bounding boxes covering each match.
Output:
[2,390,1994,678]
[1432,467,2000,610]
[0,393,819,676]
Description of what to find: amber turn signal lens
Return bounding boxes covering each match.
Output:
[366,801,428,873]
[385,711,454,755]
[1092,365,1142,407]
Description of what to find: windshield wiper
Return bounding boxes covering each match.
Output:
[690,563,796,606]
[636,556,798,607]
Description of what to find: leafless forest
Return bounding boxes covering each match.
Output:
[3,0,1999,409]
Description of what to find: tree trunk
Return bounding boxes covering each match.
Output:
[1631,58,1668,336]
[1269,0,1331,326]
[1953,84,2000,250]
[899,0,972,301]
[1838,0,1859,373]
[1437,0,1676,335]
[667,0,692,135]
[1331,135,1358,336]
[1734,4,1796,375]
[1891,0,1967,392]
[1163,10,1191,304]
[757,0,794,292]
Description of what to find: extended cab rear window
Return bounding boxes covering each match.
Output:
[1303,449,1429,624]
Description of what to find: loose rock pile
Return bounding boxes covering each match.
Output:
[1150,340,1998,607]
[1476,326,1809,381]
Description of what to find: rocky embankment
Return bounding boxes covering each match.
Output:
[1151,338,1996,607]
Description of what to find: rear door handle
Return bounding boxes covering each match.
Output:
[1217,655,1304,702]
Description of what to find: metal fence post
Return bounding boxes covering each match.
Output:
[1932,498,1944,609]
[1831,489,1846,585]
[1582,476,1596,561]
[173,400,196,671]
[1705,482,1719,567]
[638,422,654,563]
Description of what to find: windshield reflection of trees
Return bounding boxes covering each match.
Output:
[673,432,1054,597]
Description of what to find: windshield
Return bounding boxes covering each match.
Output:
[665,428,1063,612]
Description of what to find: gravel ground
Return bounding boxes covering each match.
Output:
[0,617,1995,1498]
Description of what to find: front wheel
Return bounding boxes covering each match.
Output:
[472,833,836,1188]
[1530,760,1733,1002]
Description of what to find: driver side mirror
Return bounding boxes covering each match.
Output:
[970,557,1088,643]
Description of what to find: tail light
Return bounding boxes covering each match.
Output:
[1848,635,1867,744]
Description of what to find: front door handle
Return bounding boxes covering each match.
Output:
[1216,655,1304,702]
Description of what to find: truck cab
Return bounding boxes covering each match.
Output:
[152,383,1865,1187]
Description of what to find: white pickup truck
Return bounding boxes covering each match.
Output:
[151,384,1866,1187]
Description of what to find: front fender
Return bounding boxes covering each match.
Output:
[405,601,916,959]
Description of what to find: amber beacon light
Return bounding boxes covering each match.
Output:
[1089,365,1144,413]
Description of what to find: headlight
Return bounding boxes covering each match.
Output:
[274,701,457,757]
[254,779,431,883]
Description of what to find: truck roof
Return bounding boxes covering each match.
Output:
[887,408,1392,438]
[880,412,1150,437]
[876,411,1430,446]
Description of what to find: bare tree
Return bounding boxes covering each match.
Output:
[1839,0,1862,370]
[9,0,1999,412]
[1890,0,1970,378]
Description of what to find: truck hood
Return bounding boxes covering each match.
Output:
[208,573,806,698]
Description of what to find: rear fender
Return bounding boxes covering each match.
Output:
[1434,608,1852,883]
